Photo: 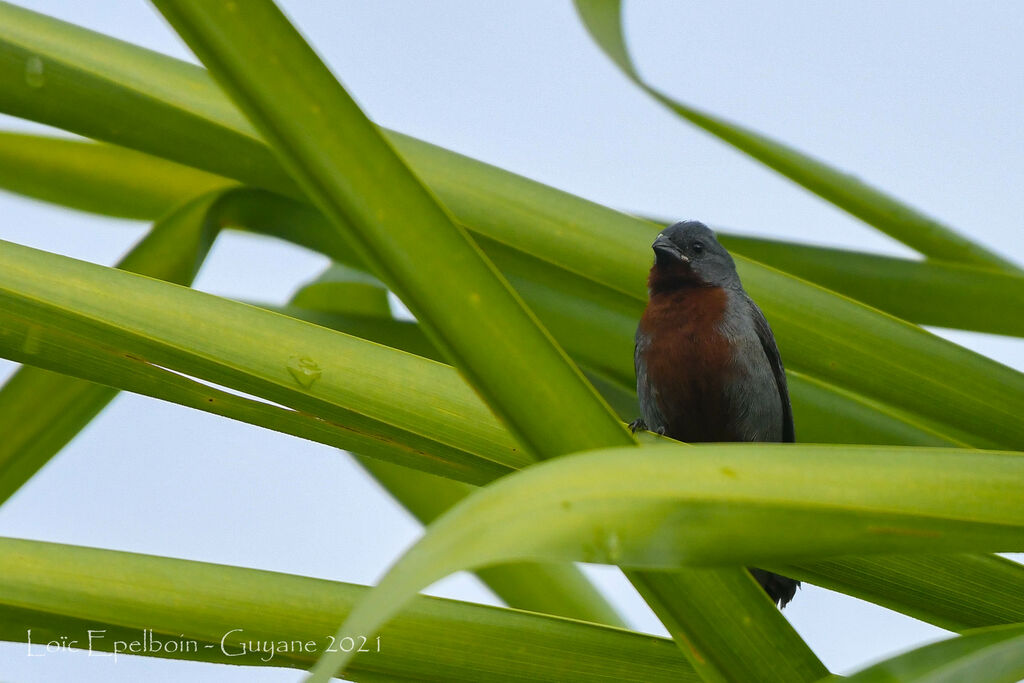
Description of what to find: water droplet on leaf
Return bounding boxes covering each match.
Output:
[287,356,322,389]
[24,56,45,88]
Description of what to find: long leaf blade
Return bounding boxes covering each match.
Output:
[320,443,1024,675]
[572,0,1020,273]
[719,233,1024,338]
[0,237,528,483]
[0,131,233,218]
[780,555,1024,633]
[358,457,626,627]
[0,537,694,682]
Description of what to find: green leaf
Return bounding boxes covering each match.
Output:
[265,303,446,362]
[0,189,222,504]
[0,1,295,193]
[622,569,828,683]
[572,0,1021,273]
[316,443,1024,676]
[0,237,528,484]
[785,372,964,448]
[0,131,233,218]
[357,458,627,627]
[3,128,1015,347]
[0,537,696,682]
[778,555,1024,633]
[288,264,390,317]
[837,623,1024,683]
[0,370,111,503]
[719,233,1024,338]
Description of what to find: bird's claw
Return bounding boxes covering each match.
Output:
[629,419,665,435]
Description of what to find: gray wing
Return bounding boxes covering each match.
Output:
[635,327,666,432]
[746,297,795,443]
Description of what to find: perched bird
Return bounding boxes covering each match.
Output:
[632,220,799,608]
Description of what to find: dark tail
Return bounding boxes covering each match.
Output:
[749,569,800,608]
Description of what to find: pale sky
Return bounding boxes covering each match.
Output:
[1,2,1022,681]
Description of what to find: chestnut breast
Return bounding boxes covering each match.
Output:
[637,285,737,442]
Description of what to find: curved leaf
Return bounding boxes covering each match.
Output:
[572,0,1021,273]
[314,443,1024,677]
[289,264,389,317]
[358,458,626,627]
[4,130,1019,342]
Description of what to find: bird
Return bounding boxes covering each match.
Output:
[631,220,799,608]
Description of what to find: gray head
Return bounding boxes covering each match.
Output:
[649,221,740,291]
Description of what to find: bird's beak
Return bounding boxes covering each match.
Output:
[652,234,689,264]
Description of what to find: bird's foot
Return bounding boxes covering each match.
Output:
[628,419,665,436]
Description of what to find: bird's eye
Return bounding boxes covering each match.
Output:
[691,241,705,254]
